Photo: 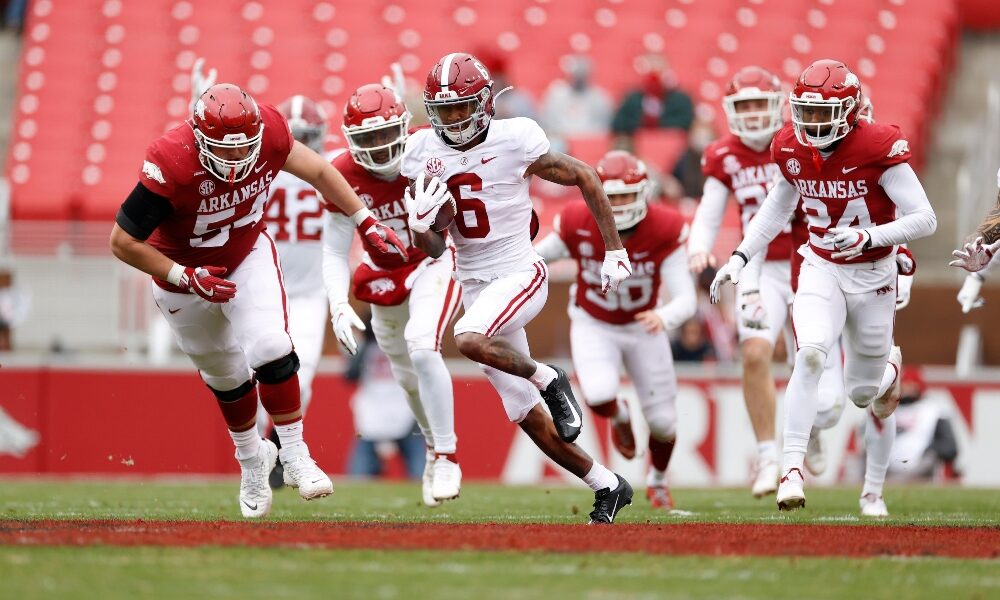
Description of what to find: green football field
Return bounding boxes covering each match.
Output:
[1,479,998,600]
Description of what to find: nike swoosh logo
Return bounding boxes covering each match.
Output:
[842,166,858,173]
[566,400,581,428]
[610,494,620,522]
[617,260,631,274]
[168,308,181,314]
[481,156,497,164]
[415,207,436,220]
[242,499,258,511]
[254,161,268,174]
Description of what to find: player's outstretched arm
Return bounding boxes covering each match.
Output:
[734,178,799,260]
[865,163,937,248]
[951,187,1000,273]
[109,223,176,281]
[688,176,730,273]
[284,140,365,216]
[973,188,1000,245]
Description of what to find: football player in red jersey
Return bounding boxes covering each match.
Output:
[688,66,792,498]
[322,83,463,507]
[535,150,697,510]
[403,52,634,524]
[109,83,406,519]
[711,59,936,511]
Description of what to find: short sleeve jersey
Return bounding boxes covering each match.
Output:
[400,117,549,277]
[558,202,687,325]
[140,104,294,290]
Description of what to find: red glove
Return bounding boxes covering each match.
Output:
[357,214,408,261]
[176,266,236,303]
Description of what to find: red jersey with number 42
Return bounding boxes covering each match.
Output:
[140,104,294,291]
[772,120,911,264]
[327,151,427,271]
[558,201,687,325]
[701,133,791,261]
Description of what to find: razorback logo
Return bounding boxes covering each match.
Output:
[887,139,910,158]
[367,278,397,295]
[875,284,894,296]
[142,161,166,184]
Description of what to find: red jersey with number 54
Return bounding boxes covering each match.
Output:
[140,104,294,291]
[558,201,687,325]
[701,133,791,261]
[772,120,911,264]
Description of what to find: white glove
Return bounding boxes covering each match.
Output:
[189,57,217,114]
[406,172,453,234]
[738,290,769,330]
[949,237,1000,273]
[828,227,871,260]
[601,248,632,293]
[957,273,985,313]
[895,274,913,312]
[331,302,365,356]
[710,253,746,304]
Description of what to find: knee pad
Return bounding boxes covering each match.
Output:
[795,346,828,377]
[848,385,878,409]
[645,406,677,441]
[255,351,300,385]
[208,378,255,402]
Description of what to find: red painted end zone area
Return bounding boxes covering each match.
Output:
[2,520,998,559]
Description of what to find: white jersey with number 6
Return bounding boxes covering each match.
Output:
[400,118,550,280]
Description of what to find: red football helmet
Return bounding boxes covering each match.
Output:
[342,83,411,176]
[278,95,328,153]
[789,59,863,149]
[596,150,651,231]
[192,83,264,183]
[722,66,784,145]
[423,52,495,146]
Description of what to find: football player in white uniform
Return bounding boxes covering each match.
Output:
[323,83,463,507]
[402,52,634,524]
[952,167,1000,308]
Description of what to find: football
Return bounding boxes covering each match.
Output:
[410,176,456,232]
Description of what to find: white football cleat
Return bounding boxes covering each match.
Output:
[422,449,440,507]
[872,345,902,419]
[431,455,461,501]
[280,451,333,500]
[804,427,827,476]
[776,468,806,511]
[752,459,780,498]
[238,438,278,519]
[859,493,889,517]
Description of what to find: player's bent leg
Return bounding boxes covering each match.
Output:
[807,340,847,476]
[860,407,896,517]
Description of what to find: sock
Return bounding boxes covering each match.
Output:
[876,360,899,398]
[274,419,306,458]
[410,349,458,454]
[646,467,667,488]
[528,362,558,391]
[258,374,302,422]
[757,440,778,464]
[268,424,281,450]
[782,348,825,474]
[582,461,619,492]
[863,409,896,497]
[230,427,261,461]
[649,436,675,472]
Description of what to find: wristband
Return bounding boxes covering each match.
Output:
[350,207,373,226]
[732,250,749,266]
[166,262,186,286]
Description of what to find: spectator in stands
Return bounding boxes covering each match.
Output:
[3,0,26,31]
[611,55,695,147]
[345,322,425,480]
[671,318,715,362]
[541,55,613,149]
[671,114,718,199]
[887,368,960,481]
[0,267,30,351]
[476,47,538,120]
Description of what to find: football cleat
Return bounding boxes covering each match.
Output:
[539,365,583,443]
[280,451,333,500]
[588,474,634,524]
[646,485,675,510]
[804,427,827,476]
[859,493,889,517]
[872,346,903,419]
[752,459,780,498]
[431,455,462,501]
[776,468,806,511]
[421,449,440,507]
[610,399,637,459]
[238,438,278,519]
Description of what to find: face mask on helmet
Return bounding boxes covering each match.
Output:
[194,125,265,184]
[289,122,327,153]
[723,92,784,145]
[790,93,856,149]
[344,114,411,176]
[425,89,492,146]
[604,183,650,231]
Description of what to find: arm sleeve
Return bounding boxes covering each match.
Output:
[867,163,938,247]
[533,231,571,263]
[654,247,698,330]
[115,182,174,240]
[687,176,729,254]
[735,177,799,259]
[322,211,356,305]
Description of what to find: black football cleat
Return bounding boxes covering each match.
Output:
[588,474,633,524]
[540,365,583,443]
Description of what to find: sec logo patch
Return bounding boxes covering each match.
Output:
[785,158,801,176]
[199,180,215,196]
